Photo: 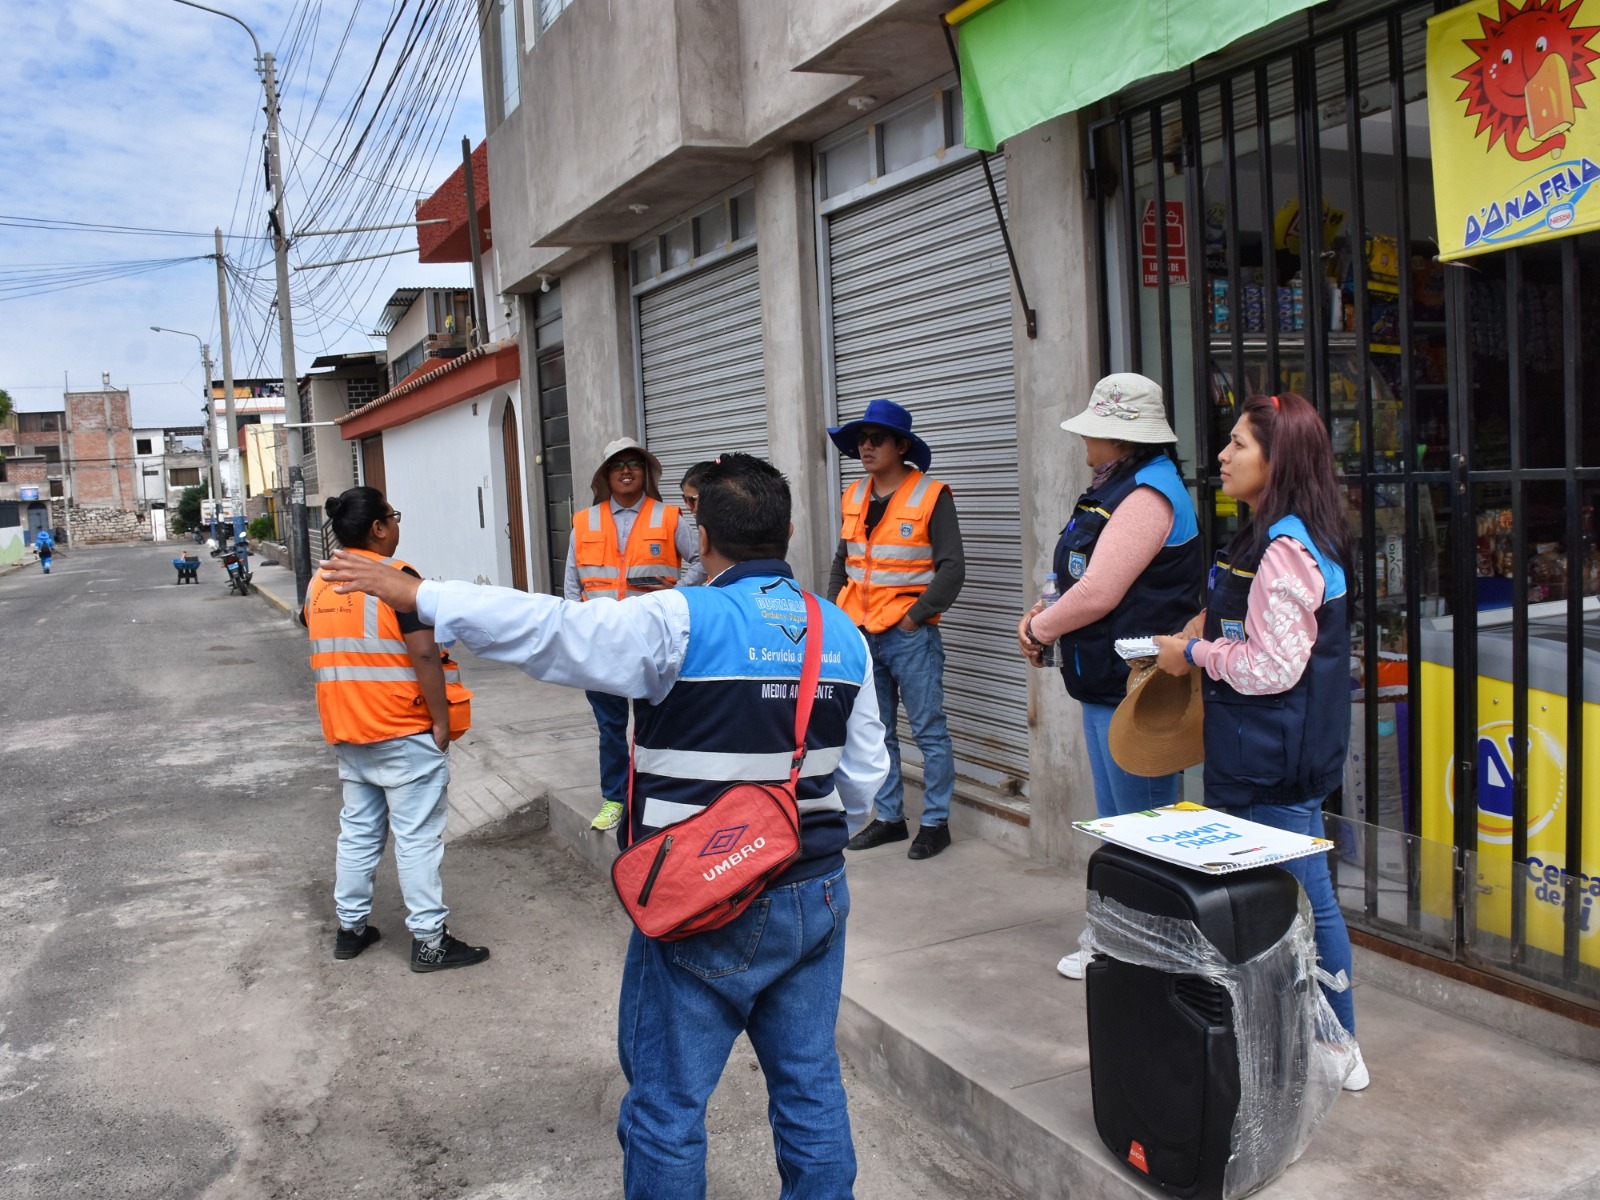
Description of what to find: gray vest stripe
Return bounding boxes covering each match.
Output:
[867,567,934,586]
[906,475,935,506]
[310,637,409,655]
[313,665,419,683]
[869,544,931,561]
[633,744,845,782]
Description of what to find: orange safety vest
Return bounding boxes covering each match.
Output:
[836,470,948,632]
[305,550,471,745]
[572,498,684,600]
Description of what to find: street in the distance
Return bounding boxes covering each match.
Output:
[0,542,1025,1200]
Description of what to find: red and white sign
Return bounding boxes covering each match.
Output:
[1140,199,1189,287]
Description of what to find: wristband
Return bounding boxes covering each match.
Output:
[1183,638,1200,666]
[1025,618,1046,648]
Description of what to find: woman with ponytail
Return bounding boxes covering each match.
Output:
[303,486,489,974]
[1154,393,1368,1090]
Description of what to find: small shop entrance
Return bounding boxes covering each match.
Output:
[1092,0,1600,1004]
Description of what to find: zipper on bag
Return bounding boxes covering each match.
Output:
[637,835,672,906]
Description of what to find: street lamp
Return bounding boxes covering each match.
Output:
[170,0,310,605]
[150,325,222,540]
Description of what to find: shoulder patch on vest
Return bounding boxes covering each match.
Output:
[1068,550,1087,579]
[1220,618,1247,642]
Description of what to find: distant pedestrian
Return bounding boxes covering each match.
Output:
[1153,392,1367,1090]
[302,486,488,973]
[34,528,54,574]
[565,438,704,833]
[828,399,965,861]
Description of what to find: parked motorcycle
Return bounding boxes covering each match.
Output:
[213,544,253,595]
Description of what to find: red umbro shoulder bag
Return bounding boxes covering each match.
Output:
[611,591,824,942]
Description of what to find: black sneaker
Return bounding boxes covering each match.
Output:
[334,923,380,960]
[410,927,491,973]
[907,823,952,860]
[847,818,909,851]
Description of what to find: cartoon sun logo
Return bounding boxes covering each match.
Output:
[1453,0,1600,161]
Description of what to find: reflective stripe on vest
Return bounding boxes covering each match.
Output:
[836,471,946,631]
[573,498,683,600]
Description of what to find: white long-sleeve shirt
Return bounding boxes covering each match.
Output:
[416,576,888,833]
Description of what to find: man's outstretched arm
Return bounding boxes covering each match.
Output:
[319,550,686,702]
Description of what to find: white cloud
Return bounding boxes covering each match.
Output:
[0,0,485,427]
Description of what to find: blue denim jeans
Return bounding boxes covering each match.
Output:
[1213,797,1356,1035]
[1080,702,1180,818]
[332,732,450,938]
[616,868,856,1199]
[587,690,631,802]
[865,625,954,827]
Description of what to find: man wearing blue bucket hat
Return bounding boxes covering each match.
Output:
[826,399,966,860]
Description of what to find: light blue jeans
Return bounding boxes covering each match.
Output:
[617,868,856,1199]
[865,625,954,827]
[1080,701,1180,818]
[333,732,450,939]
[1214,797,1356,1036]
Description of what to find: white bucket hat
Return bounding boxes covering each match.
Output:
[1060,373,1178,444]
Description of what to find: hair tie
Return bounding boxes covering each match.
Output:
[1270,395,1281,409]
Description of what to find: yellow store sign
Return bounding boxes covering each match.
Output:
[1427,0,1600,260]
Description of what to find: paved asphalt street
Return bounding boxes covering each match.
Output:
[0,542,1024,1200]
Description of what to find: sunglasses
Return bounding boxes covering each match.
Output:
[856,429,895,448]
[608,458,646,472]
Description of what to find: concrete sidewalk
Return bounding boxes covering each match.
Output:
[254,559,1600,1199]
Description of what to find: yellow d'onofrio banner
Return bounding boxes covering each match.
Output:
[1427,0,1600,260]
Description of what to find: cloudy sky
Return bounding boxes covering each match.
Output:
[2,0,484,428]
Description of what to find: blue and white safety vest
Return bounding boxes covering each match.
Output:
[1202,515,1351,806]
[626,560,871,886]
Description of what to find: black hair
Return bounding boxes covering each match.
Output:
[680,460,715,490]
[693,454,790,562]
[325,486,389,550]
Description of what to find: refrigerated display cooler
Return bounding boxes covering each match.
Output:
[1420,597,1600,965]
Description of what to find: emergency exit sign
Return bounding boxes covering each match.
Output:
[1141,200,1189,287]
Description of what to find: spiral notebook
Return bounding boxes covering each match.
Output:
[1073,802,1334,875]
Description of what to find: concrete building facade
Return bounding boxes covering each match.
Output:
[466,0,1600,1025]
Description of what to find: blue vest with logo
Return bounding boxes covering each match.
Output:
[1202,515,1351,806]
[1052,455,1203,706]
[626,561,871,887]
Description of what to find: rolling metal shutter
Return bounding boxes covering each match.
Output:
[638,249,767,494]
[826,158,1027,786]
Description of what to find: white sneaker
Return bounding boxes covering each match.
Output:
[1057,950,1087,979]
[1341,1042,1370,1091]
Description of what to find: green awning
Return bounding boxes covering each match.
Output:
[950,0,1321,151]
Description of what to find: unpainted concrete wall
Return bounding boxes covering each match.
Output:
[1004,113,1104,867]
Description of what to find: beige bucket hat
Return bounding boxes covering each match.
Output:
[590,437,664,503]
[1061,373,1179,444]
[1108,661,1205,777]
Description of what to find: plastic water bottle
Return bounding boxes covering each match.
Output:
[1037,572,1060,668]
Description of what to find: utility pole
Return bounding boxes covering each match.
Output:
[213,228,241,510]
[151,325,220,542]
[171,0,310,603]
[261,49,311,604]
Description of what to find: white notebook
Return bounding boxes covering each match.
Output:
[1073,802,1334,875]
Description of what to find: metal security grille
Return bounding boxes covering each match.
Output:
[825,157,1028,787]
[638,249,766,495]
[1092,0,1600,1005]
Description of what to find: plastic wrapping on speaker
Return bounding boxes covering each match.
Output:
[1081,890,1355,1200]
